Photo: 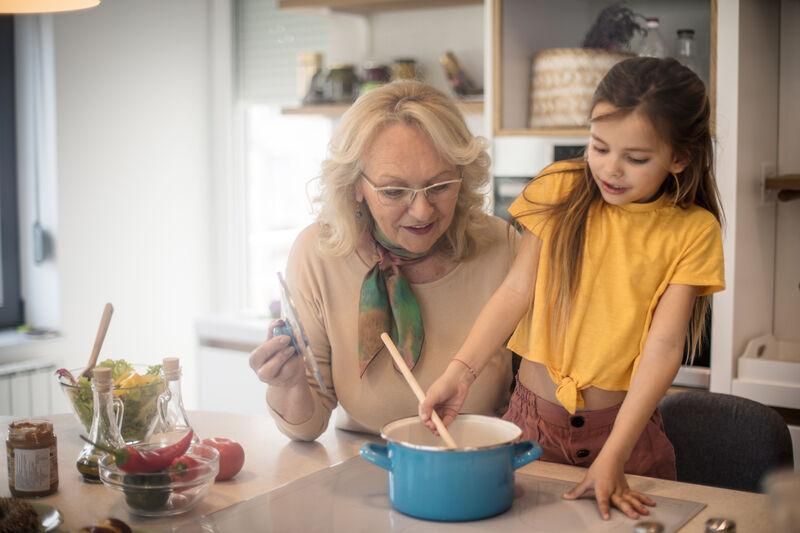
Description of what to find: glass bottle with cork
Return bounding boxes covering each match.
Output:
[150,357,198,445]
[638,17,667,58]
[76,367,125,482]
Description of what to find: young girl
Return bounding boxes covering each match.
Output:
[420,57,724,520]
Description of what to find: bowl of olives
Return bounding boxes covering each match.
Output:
[98,443,219,517]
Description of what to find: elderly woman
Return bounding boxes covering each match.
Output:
[249,81,516,441]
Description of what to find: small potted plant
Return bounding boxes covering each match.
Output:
[581,3,644,52]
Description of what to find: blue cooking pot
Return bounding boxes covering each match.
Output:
[360,414,542,522]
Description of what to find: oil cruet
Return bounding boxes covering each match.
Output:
[76,367,125,482]
[150,357,198,445]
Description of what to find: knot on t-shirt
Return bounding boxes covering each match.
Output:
[555,375,584,414]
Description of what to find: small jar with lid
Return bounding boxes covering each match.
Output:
[391,58,418,81]
[324,64,358,103]
[6,419,59,497]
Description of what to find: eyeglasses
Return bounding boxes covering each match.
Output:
[360,172,462,207]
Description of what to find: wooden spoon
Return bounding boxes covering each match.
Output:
[80,303,114,379]
[380,332,458,449]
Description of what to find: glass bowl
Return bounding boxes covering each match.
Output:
[99,443,219,517]
[57,365,165,444]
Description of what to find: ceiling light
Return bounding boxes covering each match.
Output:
[0,0,101,14]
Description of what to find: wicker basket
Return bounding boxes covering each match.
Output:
[528,48,632,128]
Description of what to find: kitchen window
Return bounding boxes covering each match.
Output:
[241,105,329,314]
[235,0,331,316]
[0,16,23,329]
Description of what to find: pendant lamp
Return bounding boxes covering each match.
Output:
[0,0,100,13]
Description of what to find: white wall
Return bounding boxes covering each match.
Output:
[731,0,781,355]
[775,0,800,341]
[1,0,214,412]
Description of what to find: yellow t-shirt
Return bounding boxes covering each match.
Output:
[508,160,725,413]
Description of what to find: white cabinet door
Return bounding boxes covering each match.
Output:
[197,345,269,417]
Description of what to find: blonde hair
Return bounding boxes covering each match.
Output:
[315,80,493,261]
[521,57,723,364]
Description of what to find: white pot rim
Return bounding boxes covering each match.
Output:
[380,414,523,452]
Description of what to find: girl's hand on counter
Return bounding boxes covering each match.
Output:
[249,320,307,389]
[562,451,655,520]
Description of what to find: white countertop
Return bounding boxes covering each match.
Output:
[0,412,774,532]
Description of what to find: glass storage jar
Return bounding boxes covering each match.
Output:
[6,419,59,497]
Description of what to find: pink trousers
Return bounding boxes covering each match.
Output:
[502,379,677,480]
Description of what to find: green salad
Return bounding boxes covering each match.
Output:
[63,359,165,443]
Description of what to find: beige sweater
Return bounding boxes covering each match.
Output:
[268,216,517,441]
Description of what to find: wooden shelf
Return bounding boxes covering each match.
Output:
[278,0,481,14]
[765,174,800,202]
[282,99,484,117]
[495,127,589,138]
[281,104,351,117]
[454,99,484,115]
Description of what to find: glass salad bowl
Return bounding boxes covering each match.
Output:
[57,360,165,444]
[99,443,219,517]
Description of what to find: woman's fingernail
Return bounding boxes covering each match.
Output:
[280,336,291,344]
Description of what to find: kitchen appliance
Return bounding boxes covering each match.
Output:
[492,138,587,222]
[183,455,706,532]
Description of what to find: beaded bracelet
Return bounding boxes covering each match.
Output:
[452,357,479,382]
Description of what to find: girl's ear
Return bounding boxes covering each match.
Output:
[355,182,364,203]
[669,152,690,175]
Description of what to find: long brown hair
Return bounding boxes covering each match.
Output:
[523,57,723,363]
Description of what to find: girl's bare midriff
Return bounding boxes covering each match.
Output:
[518,359,627,411]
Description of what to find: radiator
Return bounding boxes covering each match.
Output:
[0,358,60,417]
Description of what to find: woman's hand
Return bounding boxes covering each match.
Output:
[418,360,474,431]
[562,451,655,520]
[249,320,307,389]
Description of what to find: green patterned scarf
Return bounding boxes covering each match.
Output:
[358,227,426,377]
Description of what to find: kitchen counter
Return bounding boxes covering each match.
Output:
[0,412,773,531]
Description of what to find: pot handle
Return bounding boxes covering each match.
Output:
[359,442,392,472]
[512,441,543,470]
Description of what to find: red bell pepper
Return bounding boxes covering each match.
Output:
[169,454,201,482]
[80,430,194,474]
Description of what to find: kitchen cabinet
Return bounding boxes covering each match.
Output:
[195,316,267,416]
[712,0,798,409]
[489,0,714,137]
